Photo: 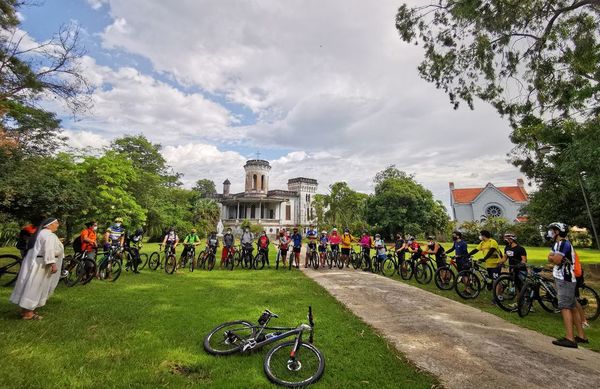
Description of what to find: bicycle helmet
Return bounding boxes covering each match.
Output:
[375,233,381,238]
[332,228,338,232]
[503,232,517,241]
[547,222,568,238]
[344,228,350,233]
[191,228,197,233]
[114,217,123,223]
[321,230,327,234]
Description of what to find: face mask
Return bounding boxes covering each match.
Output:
[93,226,98,231]
[452,236,458,241]
[429,241,433,245]
[547,230,556,239]
[115,223,121,227]
[478,235,484,241]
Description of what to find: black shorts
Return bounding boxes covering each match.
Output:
[456,257,470,272]
[331,244,339,252]
[435,257,447,269]
[293,246,301,253]
[280,248,288,255]
[341,248,350,256]
[318,246,327,253]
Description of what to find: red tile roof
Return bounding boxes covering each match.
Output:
[451,184,528,203]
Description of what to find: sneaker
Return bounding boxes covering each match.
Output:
[60,270,69,279]
[574,336,589,344]
[582,321,590,328]
[552,338,578,348]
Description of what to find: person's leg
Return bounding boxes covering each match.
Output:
[132,248,140,272]
[561,309,575,341]
[573,303,587,340]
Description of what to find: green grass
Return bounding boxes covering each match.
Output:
[0,243,437,388]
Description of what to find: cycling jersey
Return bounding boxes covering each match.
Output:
[306,229,318,242]
[107,224,125,244]
[552,239,576,282]
[374,238,386,256]
[359,235,372,248]
[258,236,269,250]
[476,238,501,268]
[222,233,234,247]
[447,240,468,258]
[329,233,341,245]
[183,234,201,244]
[341,234,354,248]
[291,233,302,248]
[279,235,290,250]
[207,237,218,247]
[319,236,328,246]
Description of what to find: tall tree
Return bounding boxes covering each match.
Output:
[322,182,368,231]
[396,1,600,242]
[192,178,217,198]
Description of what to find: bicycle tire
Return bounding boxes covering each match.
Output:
[165,255,176,274]
[148,252,160,270]
[197,252,208,269]
[189,255,195,272]
[233,251,241,268]
[537,283,559,313]
[351,253,361,270]
[311,251,319,270]
[276,251,281,270]
[226,255,234,271]
[137,253,148,270]
[518,282,535,317]
[203,320,256,355]
[336,253,343,269]
[79,259,96,285]
[578,285,600,321]
[399,260,413,280]
[0,254,21,287]
[381,258,396,277]
[434,266,456,291]
[263,340,325,388]
[326,252,333,269]
[455,270,481,299]
[110,259,122,281]
[415,263,433,284]
[63,255,79,287]
[492,274,518,312]
[207,254,216,271]
[254,253,265,270]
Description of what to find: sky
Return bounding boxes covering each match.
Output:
[19,0,526,210]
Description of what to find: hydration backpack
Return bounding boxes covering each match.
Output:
[72,236,82,253]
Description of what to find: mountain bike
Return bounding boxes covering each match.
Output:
[222,246,237,271]
[492,265,526,312]
[97,245,123,281]
[381,252,398,277]
[455,258,493,299]
[0,253,22,286]
[275,245,288,270]
[124,240,146,272]
[179,243,197,272]
[62,251,96,287]
[240,243,254,269]
[197,245,217,271]
[148,247,162,271]
[577,279,600,321]
[328,246,343,269]
[517,265,562,317]
[254,245,268,270]
[350,246,362,269]
[433,257,458,290]
[307,243,319,269]
[204,307,325,387]
[162,244,177,274]
[288,248,300,270]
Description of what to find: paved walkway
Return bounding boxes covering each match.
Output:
[302,268,600,389]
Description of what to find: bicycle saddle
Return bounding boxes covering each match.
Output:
[264,309,279,318]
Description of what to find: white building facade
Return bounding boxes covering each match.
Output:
[214,159,318,234]
[450,179,529,224]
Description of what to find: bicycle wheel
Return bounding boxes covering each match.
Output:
[537,283,560,313]
[414,262,433,284]
[79,259,96,285]
[207,254,216,271]
[165,255,176,274]
[137,253,148,270]
[399,260,413,280]
[578,285,600,321]
[336,253,343,269]
[63,256,79,287]
[0,254,21,287]
[226,255,234,271]
[233,251,241,268]
[455,271,481,299]
[326,252,333,269]
[434,266,456,291]
[276,251,281,270]
[311,252,319,270]
[203,321,256,355]
[198,252,208,269]
[493,274,518,312]
[189,255,195,272]
[148,252,160,270]
[381,258,396,277]
[110,259,122,281]
[254,253,265,270]
[263,340,325,388]
[518,282,535,317]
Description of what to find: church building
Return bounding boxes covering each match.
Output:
[449,179,529,224]
[213,159,318,234]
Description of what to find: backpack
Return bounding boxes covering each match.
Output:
[72,236,82,253]
[573,250,582,278]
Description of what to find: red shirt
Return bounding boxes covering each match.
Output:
[80,228,97,252]
[258,236,269,249]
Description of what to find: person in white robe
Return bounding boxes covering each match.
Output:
[10,217,64,320]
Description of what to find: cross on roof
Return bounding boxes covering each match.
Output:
[255,151,261,160]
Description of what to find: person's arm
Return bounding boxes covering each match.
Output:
[548,242,565,265]
[174,236,179,247]
[498,252,508,265]
[162,235,167,245]
[521,247,528,265]
[446,243,455,255]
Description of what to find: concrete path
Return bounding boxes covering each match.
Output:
[302,268,600,389]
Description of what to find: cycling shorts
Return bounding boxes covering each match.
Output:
[318,245,327,253]
[330,244,339,252]
[341,248,350,256]
[293,246,301,253]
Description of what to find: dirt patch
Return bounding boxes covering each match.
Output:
[160,360,212,383]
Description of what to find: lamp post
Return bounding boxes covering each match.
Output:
[539,144,599,249]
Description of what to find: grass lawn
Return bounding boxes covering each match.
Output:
[0,243,437,388]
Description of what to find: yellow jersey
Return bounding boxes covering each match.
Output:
[477,239,501,268]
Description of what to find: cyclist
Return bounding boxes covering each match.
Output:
[124,228,143,273]
[240,227,254,263]
[406,236,422,262]
[291,227,302,268]
[445,231,469,271]
[305,224,318,268]
[468,230,502,291]
[161,226,179,256]
[104,217,125,250]
[318,231,329,267]
[373,234,387,270]
[181,228,201,268]
[276,230,290,267]
[340,228,356,267]
[395,234,407,265]
[329,228,341,257]
[207,231,219,253]
[80,221,98,260]
[358,231,373,272]
[257,231,270,265]
[546,222,587,348]
[221,227,235,267]
[422,235,446,270]
[498,232,527,291]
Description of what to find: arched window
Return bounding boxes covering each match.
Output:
[485,205,503,218]
[252,174,257,190]
[251,204,256,218]
[261,175,265,190]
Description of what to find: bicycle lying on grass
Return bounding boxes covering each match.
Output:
[204,307,325,387]
[0,253,21,286]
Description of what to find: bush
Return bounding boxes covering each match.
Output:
[569,230,593,248]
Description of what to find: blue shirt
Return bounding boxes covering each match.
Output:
[552,239,575,282]
[291,233,302,248]
[451,240,468,258]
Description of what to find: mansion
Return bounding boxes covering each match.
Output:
[213,159,318,234]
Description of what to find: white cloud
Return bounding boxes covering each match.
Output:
[63,129,110,150]
[86,0,108,10]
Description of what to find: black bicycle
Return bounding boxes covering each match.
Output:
[97,245,123,282]
[240,243,254,269]
[162,244,177,274]
[179,243,198,272]
[204,307,325,387]
[0,253,22,286]
[254,244,268,270]
[62,251,96,287]
[307,243,319,269]
[275,245,288,270]
[197,245,217,271]
[433,257,458,291]
[455,257,493,299]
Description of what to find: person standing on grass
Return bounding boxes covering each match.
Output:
[394,234,407,266]
[276,230,290,267]
[498,232,527,292]
[10,218,63,320]
[291,227,302,268]
[546,222,588,348]
[469,230,502,296]
[221,227,235,266]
